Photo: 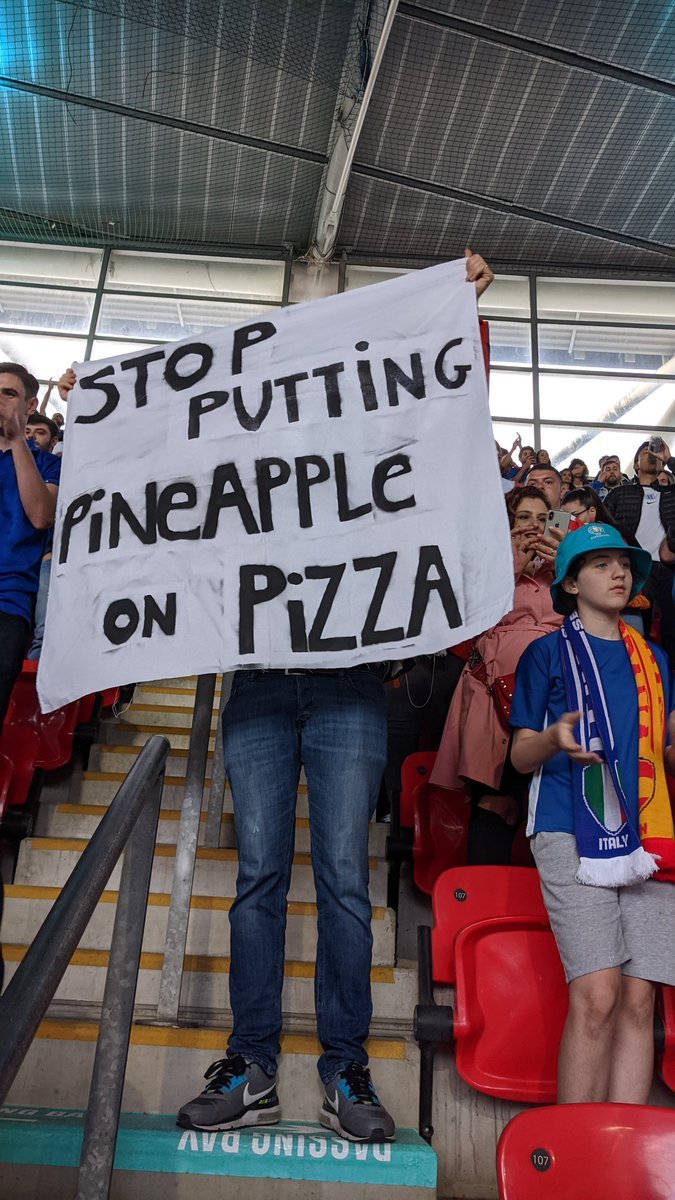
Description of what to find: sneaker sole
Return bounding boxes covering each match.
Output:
[319,1108,395,1143]
[177,1106,281,1132]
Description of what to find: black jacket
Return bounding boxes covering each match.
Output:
[605,479,675,543]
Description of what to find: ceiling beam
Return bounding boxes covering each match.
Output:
[399,3,675,99]
[0,75,327,165]
[351,162,675,260]
[307,0,400,263]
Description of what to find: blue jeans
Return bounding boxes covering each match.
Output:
[26,556,52,660]
[222,668,387,1083]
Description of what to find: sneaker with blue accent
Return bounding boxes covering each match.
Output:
[176,1054,280,1131]
[320,1062,396,1142]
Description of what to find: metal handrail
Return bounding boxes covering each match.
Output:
[157,673,216,1021]
[0,732,170,1199]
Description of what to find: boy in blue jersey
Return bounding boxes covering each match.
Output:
[0,363,60,724]
[511,524,675,1105]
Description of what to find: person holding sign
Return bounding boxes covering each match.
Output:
[176,251,495,1142]
[510,525,675,1104]
[0,363,60,724]
[0,362,60,994]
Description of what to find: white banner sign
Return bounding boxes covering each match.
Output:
[38,259,514,712]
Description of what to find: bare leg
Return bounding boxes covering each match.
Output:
[557,968,622,1103]
[607,976,655,1103]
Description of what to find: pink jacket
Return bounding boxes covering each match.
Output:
[431,569,562,793]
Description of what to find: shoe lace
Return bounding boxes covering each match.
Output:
[203,1055,248,1094]
[342,1062,378,1105]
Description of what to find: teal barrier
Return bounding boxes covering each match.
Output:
[0,1107,437,1189]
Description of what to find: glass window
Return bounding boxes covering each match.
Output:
[479,276,530,319]
[538,324,675,374]
[89,339,163,363]
[537,279,675,324]
[489,369,533,420]
[0,331,88,379]
[96,294,279,341]
[487,321,532,366]
[344,265,412,291]
[0,285,94,334]
[540,424,673,477]
[0,243,102,287]
[539,372,675,426]
[491,421,535,460]
[106,252,285,300]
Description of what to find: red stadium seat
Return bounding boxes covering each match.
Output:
[0,753,13,822]
[6,661,84,770]
[0,663,107,837]
[0,723,41,833]
[414,868,566,1142]
[431,866,546,985]
[400,751,436,830]
[412,780,468,894]
[497,1103,675,1200]
[386,751,437,911]
[657,985,675,1093]
[453,915,567,1102]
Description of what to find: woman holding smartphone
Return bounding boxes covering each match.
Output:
[431,486,565,864]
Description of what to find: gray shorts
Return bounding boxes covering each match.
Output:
[532,832,675,985]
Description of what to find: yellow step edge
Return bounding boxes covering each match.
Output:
[35,1019,407,1059]
[82,773,191,787]
[24,838,378,869]
[82,769,309,795]
[138,688,222,699]
[56,803,311,829]
[123,700,206,710]
[97,745,214,760]
[138,685,219,693]
[3,884,387,920]
[5,944,394,984]
[107,723,215,737]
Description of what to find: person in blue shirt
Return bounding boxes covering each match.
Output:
[510,524,675,1107]
[0,362,61,725]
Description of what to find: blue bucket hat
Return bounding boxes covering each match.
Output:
[550,524,652,614]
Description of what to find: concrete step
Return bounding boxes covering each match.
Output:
[72,767,319,819]
[0,1107,436,1199]
[100,723,212,751]
[135,683,220,707]
[41,802,388,858]
[1,885,397,966]
[88,743,215,775]
[3,945,415,1023]
[6,1019,420,1129]
[119,703,218,729]
[13,838,388,906]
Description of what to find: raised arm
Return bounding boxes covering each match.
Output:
[0,393,58,528]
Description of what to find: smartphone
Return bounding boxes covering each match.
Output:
[544,510,572,537]
[649,435,664,455]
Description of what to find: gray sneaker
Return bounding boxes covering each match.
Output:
[177,1054,280,1131]
[320,1062,395,1142]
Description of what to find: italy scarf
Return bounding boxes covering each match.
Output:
[560,612,675,887]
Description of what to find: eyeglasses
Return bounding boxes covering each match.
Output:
[566,507,590,518]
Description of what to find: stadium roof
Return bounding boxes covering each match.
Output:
[1,0,674,275]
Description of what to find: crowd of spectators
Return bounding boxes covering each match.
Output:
[405,431,675,865]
